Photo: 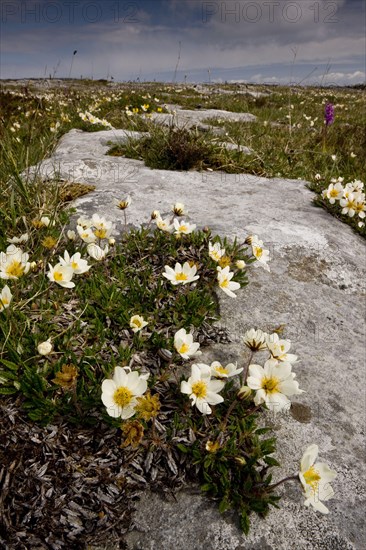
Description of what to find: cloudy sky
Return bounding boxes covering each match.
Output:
[1,0,365,85]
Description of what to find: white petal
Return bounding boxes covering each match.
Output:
[113,366,128,386]
[196,399,212,415]
[300,444,318,472]
[180,381,192,395]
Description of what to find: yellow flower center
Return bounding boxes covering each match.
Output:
[95,228,107,239]
[329,189,339,197]
[303,466,321,491]
[179,343,190,354]
[6,261,25,278]
[220,278,229,288]
[261,376,280,394]
[71,261,79,270]
[176,272,188,281]
[1,297,9,305]
[215,365,228,375]
[191,380,207,399]
[114,386,133,407]
[254,246,263,259]
[133,318,142,328]
[179,225,187,232]
[54,271,64,281]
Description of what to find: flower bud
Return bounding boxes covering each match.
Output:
[172,202,185,216]
[205,440,221,453]
[37,338,53,356]
[151,210,160,220]
[237,385,252,401]
[235,260,246,270]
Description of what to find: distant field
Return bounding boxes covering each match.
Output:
[1,78,365,238]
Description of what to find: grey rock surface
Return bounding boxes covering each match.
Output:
[35,129,366,550]
[151,105,256,129]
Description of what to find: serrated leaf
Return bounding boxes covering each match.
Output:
[0,358,19,371]
[0,386,18,395]
[255,427,270,435]
[240,511,250,534]
[219,498,230,513]
[0,370,17,381]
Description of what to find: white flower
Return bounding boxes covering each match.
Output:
[58,251,91,274]
[76,216,92,229]
[250,236,270,271]
[299,444,337,514]
[217,266,240,298]
[156,216,174,233]
[314,173,322,181]
[163,262,199,285]
[173,219,196,236]
[243,328,268,351]
[37,338,53,355]
[47,263,75,288]
[87,243,109,261]
[247,359,304,412]
[7,233,29,244]
[348,179,363,192]
[235,260,246,269]
[0,246,30,280]
[350,152,356,158]
[209,241,225,262]
[77,225,97,243]
[340,194,357,217]
[91,214,114,239]
[331,155,337,161]
[116,196,131,210]
[210,361,243,378]
[101,366,149,419]
[325,182,344,204]
[130,315,148,333]
[0,285,12,312]
[180,363,225,415]
[266,333,298,364]
[174,328,201,359]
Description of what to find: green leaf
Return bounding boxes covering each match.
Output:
[240,511,250,534]
[0,386,18,395]
[219,497,230,513]
[0,358,19,371]
[264,456,280,467]
[176,443,189,453]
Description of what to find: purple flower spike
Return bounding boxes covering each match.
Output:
[325,103,335,126]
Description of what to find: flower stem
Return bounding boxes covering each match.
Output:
[269,474,299,491]
[220,398,239,430]
[241,350,254,385]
